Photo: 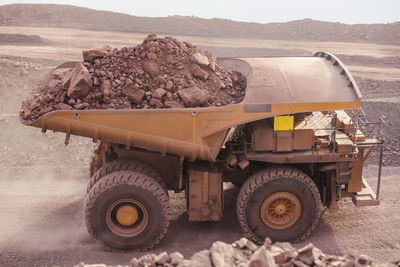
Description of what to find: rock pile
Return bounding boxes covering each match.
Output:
[75,237,397,267]
[20,34,247,122]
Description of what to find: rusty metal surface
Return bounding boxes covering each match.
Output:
[251,119,275,151]
[245,150,357,164]
[348,148,364,192]
[187,169,223,221]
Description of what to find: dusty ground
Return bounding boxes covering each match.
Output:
[0,26,399,266]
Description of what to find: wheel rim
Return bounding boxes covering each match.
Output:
[106,198,148,237]
[260,192,301,229]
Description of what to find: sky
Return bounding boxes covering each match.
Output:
[1,0,400,24]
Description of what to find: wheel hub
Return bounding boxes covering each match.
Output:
[116,205,139,226]
[274,204,287,215]
[260,192,301,229]
[106,198,148,237]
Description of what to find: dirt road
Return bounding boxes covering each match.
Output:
[1,163,399,266]
[0,26,399,266]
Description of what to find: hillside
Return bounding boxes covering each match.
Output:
[1,4,400,44]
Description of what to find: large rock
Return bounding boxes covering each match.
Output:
[298,243,316,265]
[147,51,157,60]
[152,88,167,99]
[190,63,209,80]
[62,71,72,90]
[51,68,72,80]
[165,80,174,91]
[270,246,287,264]
[190,52,209,67]
[143,60,160,78]
[55,103,73,110]
[129,258,139,267]
[144,33,157,43]
[149,98,164,108]
[164,100,184,108]
[170,252,184,265]
[75,102,90,110]
[137,253,157,266]
[179,42,188,52]
[155,252,170,265]
[82,46,111,62]
[273,242,298,260]
[178,86,209,107]
[248,246,277,267]
[122,87,145,105]
[48,79,61,89]
[190,250,212,267]
[67,63,93,99]
[101,79,112,96]
[264,237,272,250]
[210,241,236,267]
[312,247,326,266]
[235,237,258,252]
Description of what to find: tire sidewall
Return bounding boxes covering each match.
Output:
[245,177,318,242]
[89,183,167,250]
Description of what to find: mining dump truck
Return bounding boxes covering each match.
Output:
[22,52,384,250]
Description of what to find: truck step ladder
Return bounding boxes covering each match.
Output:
[352,177,380,207]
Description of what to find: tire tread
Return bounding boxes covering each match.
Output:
[87,159,168,193]
[237,166,322,244]
[84,170,170,251]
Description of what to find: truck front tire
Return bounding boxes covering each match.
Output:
[237,167,322,243]
[85,170,170,251]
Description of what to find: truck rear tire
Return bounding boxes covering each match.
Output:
[87,159,168,194]
[84,170,170,251]
[237,167,322,244]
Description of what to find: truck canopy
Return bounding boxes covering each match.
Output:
[220,52,361,108]
[24,52,362,162]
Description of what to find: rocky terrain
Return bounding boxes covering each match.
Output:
[1,4,400,44]
[19,34,246,122]
[76,237,400,267]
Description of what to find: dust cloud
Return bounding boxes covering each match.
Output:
[0,56,96,252]
[0,165,93,251]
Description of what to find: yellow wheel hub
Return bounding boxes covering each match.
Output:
[116,205,138,226]
[260,192,301,229]
[106,198,148,237]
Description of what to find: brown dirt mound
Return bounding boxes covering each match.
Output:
[19,34,246,122]
[0,34,47,45]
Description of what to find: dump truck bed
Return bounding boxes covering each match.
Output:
[22,52,362,161]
